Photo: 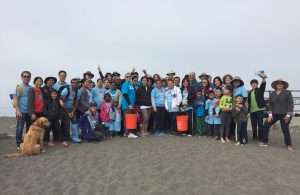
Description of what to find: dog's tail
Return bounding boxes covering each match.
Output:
[4,153,26,158]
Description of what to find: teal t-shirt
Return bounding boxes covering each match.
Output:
[61,86,81,109]
[121,82,136,109]
[15,83,32,113]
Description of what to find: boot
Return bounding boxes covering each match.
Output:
[71,123,82,143]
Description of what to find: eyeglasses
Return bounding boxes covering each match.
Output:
[126,76,131,78]
[22,75,30,78]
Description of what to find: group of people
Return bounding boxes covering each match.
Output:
[13,66,295,151]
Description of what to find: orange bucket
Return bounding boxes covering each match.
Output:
[125,114,137,130]
[176,115,188,132]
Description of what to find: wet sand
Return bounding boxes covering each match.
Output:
[0,117,300,195]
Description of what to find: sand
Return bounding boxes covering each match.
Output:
[1,117,300,195]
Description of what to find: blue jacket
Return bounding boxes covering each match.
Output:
[194,98,205,117]
[205,98,221,125]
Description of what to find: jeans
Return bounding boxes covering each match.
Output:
[16,113,32,147]
[250,110,264,140]
[186,109,193,135]
[262,114,292,146]
[237,122,247,144]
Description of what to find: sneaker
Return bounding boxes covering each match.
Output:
[287,145,293,151]
[155,131,160,136]
[128,133,138,139]
[17,147,20,150]
[159,132,166,136]
[187,134,192,137]
[259,143,269,147]
[225,138,231,143]
[47,142,55,147]
[221,139,226,144]
[62,141,69,147]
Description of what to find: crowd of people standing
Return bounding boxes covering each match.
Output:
[13,66,295,151]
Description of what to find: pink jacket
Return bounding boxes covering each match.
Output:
[101,101,112,122]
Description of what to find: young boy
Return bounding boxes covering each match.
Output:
[232,95,248,146]
[194,91,206,136]
[205,90,221,138]
[218,87,233,143]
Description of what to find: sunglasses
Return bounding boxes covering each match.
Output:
[126,76,131,78]
[22,75,30,78]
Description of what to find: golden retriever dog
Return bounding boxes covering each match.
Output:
[4,117,51,158]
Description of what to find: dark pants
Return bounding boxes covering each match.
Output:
[220,112,232,139]
[237,122,247,144]
[154,107,166,132]
[250,111,264,140]
[168,112,179,134]
[208,124,220,137]
[262,114,292,146]
[44,117,60,142]
[15,113,32,147]
[60,110,77,141]
[186,109,193,135]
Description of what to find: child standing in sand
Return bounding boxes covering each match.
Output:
[195,91,206,135]
[108,101,122,137]
[101,93,113,134]
[218,87,233,143]
[232,95,248,146]
[205,90,221,138]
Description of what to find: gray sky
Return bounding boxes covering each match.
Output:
[0,0,300,115]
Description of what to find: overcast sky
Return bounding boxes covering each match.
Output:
[0,0,300,115]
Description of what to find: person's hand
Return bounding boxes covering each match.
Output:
[180,107,185,112]
[235,107,240,112]
[205,116,209,120]
[58,120,62,125]
[153,108,157,112]
[223,107,228,111]
[199,102,204,106]
[97,65,101,72]
[215,114,220,117]
[31,114,36,121]
[132,66,136,72]
[142,69,146,73]
[284,116,290,124]
[129,105,133,109]
[267,115,273,123]
[228,107,232,111]
[16,110,22,119]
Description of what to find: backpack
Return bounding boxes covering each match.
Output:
[60,86,79,106]
[16,85,24,97]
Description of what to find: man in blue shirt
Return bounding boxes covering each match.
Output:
[121,73,138,138]
[53,70,69,92]
[60,78,82,143]
[13,71,33,148]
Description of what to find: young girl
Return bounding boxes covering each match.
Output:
[232,95,248,146]
[205,90,221,138]
[218,86,233,143]
[194,91,206,136]
[101,93,113,134]
[44,90,67,147]
[108,101,122,137]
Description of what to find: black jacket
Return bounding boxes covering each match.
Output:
[180,87,196,107]
[136,86,152,106]
[45,99,62,119]
[248,81,266,112]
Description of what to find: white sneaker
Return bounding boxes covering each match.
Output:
[128,133,138,139]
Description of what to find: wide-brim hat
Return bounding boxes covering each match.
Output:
[198,73,210,79]
[44,76,57,84]
[83,71,94,78]
[112,71,121,77]
[166,70,176,76]
[271,78,289,89]
[230,76,244,87]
